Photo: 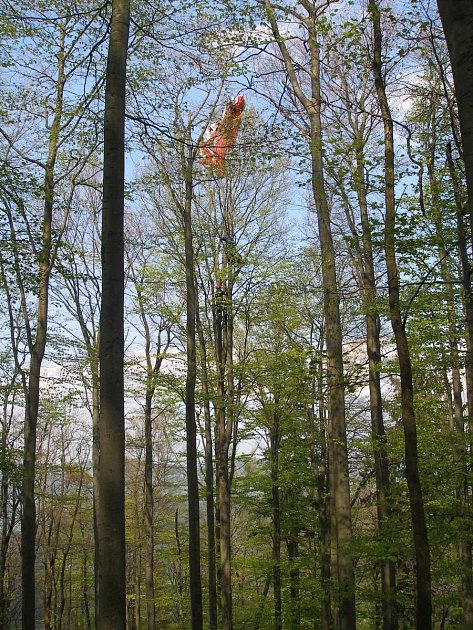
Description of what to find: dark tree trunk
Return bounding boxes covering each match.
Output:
[346,129,397,629]
[144,391,156,630]
[96,1,129,627]
[309,340,332,630]
[214,294,233,630]
[306,37,355,630]
[182,151,203,630]
[437,0,473,250]
[270,417,282,630]
[370,2,432,627]
[262,4,355,626]
[446,143,473,628]
[287,531,300,629]
[213,212,238,630]
[21,24,67,630]
[254,573,272,630]
[0,464,16,629]
[196,307,218,630]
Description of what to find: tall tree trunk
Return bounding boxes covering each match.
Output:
[131,292,171,630]
[306,32,355,630]
[287,529,300,628]
[437,1,473,250]
[196,306,218,630]
[144,390,156,630]
[430,162,471,629]
[369,2,432,627]
[446,142,473,627]
[213,203,238,630]
[21,23,67,630]
[182,150,203,630]
[262,4,355,626]
[82,541,92,630]
[222,283,235,630]
[270,415,282,630]
[0,402,18,629]
[310,331,332,630]
[96,1,129,627]
[342,125,397,629]
[214,293,233,630]
[437,37,473,611]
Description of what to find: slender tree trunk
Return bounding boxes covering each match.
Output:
[213,214,237,630]
[96,1,129,627]
[129,250,173,629]
[310,336,332,630]
[287,530,300,629]
[213,307,223,620]
[346,133,397,629]
[21,23,68,630]
[0,476,10,629]
[196,307,218,630]
[0,408,17,630]
[270,417,282,630]
[430,170,471,630]
[66,268,101,622]
[437,1,473,250]
[222,286,234,630]
[144,391,156,630]
[369,2,432,627]
[306,45,355,630]
[255,572,272,630]
[82,541,92,630]
[174,509,184,624]
[182,150,203,630]
[214,295,233,630]
[262,4,355,625]
[446,143,473,627]
[427,150,465,437]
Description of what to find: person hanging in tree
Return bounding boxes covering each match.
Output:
[214,279,227,311]
[221,233,244,268]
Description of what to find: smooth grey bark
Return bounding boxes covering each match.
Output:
[335,98,397,626]
[96,0,129,627]
[369,2,432,627]
[0,267,22,630]
[214,286,233,630]
[20,23,67,630]
[435,6,473,623]
[262,3,355,626]
[446,143,473,628]
[213,198,239,630]
[270,414,282,630]
[196,306,218,630]
[182,148,203,630]
[130,265,172,630]
[309,329,332,630]
[437,0,473,251]
[261,3,356,627]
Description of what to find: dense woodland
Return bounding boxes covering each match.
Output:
[0,0,473,628]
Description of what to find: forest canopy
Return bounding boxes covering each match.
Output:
[0,0,472,628]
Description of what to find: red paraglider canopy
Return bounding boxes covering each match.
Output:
[199,95,245,174]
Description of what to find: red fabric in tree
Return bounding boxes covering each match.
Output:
[200,95,245,174]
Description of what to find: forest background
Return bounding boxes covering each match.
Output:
[0,0,472,629]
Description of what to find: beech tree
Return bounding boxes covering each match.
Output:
[437,1,473,245]
[1,1,473,627]
[322,30,397,626]
[258,2,356,627]
[96,0,130,627]
[369,1,432,626]
[0,3,107,626]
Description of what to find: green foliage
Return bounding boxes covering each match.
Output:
[0,1,472,627]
